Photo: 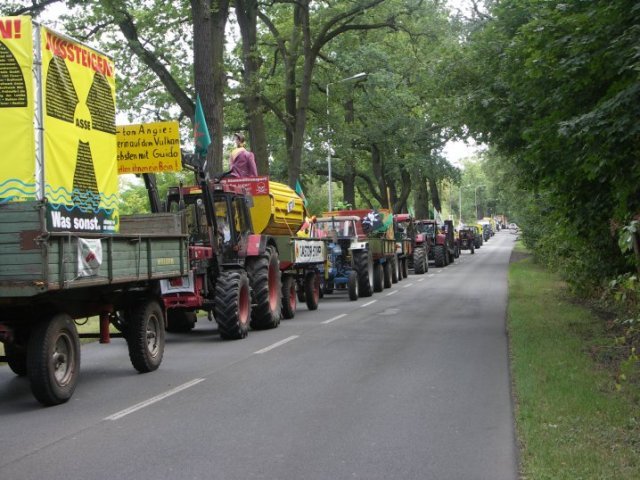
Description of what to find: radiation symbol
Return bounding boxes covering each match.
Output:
[45,55,115,211]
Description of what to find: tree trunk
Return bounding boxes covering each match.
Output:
[413,173,429,219]
[428,176,442,214]
[235,0,269,174]
[343,168,356,208]
[191,0,229,176]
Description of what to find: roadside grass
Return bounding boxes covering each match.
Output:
[509,245,640,479]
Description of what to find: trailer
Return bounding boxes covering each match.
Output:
[0,202,188,405]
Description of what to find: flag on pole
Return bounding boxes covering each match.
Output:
[193,94,211,156]
[295,179,308,207]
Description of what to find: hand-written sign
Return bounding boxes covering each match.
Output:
[116,121,182,174]
[220,176,270,196]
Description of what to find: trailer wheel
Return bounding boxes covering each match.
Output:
[304,271,320,311]
[383,260,392,288]
[402,257,409,278]
[348,271,359,300]
[391,256,398,284]
[166,310,197,333]
[373,263,384,292]
[248,246,282,330]
[354,250,374,297]
[215,271,251,339]
[281,275,297,319]
[126,299,165,373]
[434,245,445,267]
[414,247,427,275]
[27,314,80,406]
[6,343,28,376]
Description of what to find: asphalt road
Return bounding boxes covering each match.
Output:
[0,230,518,480]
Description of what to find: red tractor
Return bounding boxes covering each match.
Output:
[415,219,458,267]
[458,227,476,254]
[394,214,428,276]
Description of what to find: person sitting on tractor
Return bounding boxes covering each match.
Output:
[215,132,258,180]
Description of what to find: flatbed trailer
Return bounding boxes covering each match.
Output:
[0,201,189,405]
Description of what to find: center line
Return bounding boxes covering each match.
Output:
[417,278,425,282]
[361,300,377,307]
[386,290,398,296]
[428,273,435,277]
[254,335,299,354]
[403,283,414,288]
[322,313,347,324]
[105,378,205,421]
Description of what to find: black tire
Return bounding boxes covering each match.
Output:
[402,257,409,278]
[166,310,197,333]
[247,245,282,330]
[347,270,359,300]
[5,343,28,377]
[435,245,445,267]
[27,313,80,406]
[215,270,251,339]
[391,255,399,284]
[383,260,392,288]
[354,250,373,297]
[449,248,455,264]
[281,275,297,319]
[471,244,475,254]
[414,247,426,274]
[126,299,165,373]
[304,271,320,311]
[373,263,384,292]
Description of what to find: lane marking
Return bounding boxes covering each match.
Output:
[105,378,205,421]
[322,313,347,325]
[386,290,398,296]
[403,283,414,288]
[254,335,299,354]
[361,300,377,307]
[417,278,425,282]
[428,273,435,277]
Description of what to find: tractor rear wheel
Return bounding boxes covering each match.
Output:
[414,247,426,274]
[348,271,359,300]
[391,255,398,283]
[281,275,297,319]
[435,245,445,267]
[247,246,282,330]
[354,250,373,297]
[383,260,392,288]
[28,313,80,406]
[304,271,320,311]
[215,270,251,339]
[373,263,384,292]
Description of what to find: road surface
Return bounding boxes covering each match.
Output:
[0,230,518,480]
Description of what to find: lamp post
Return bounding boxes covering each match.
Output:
[326,72,367,211]
[474,184,486,220]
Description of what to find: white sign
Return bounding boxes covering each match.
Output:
[294,240,325,264]
[77,238,102,277]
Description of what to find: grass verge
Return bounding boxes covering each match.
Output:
[509,245,639,479]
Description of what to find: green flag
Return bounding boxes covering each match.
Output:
[295,179,308,207]
[193,94,211,156]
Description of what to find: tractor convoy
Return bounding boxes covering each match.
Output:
[0,18,502,407]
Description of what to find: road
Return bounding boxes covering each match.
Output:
[0,231,518,480]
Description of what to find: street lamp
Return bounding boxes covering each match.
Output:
[326,72,367,211]
[474,184,486,220]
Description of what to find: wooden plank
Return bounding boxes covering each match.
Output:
[120,213,184,235]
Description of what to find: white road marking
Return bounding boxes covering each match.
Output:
[386,290,398,296]
[403,283,414,288]
[322,313,348,324]
[417,278,425,282]
[361,300,377,307]
[105,378,205,421]
[254,335,299,354]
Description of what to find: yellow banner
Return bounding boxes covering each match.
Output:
[0,16,35,202]
[41,26,119,233]
[116,121,182,174]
